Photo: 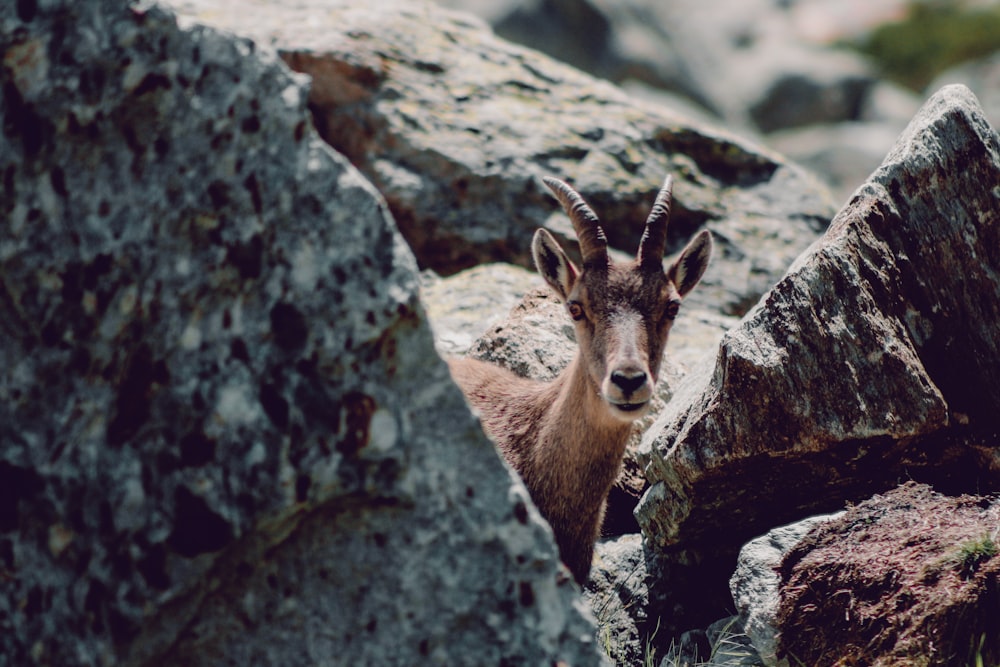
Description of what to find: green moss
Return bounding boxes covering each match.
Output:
[848,1,1000,91]
[953,534,997,579]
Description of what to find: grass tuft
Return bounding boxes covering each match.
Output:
[953,534,997,580]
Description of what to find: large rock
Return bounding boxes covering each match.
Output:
[0,1,606,664]
[166,0,836,318]
[585,534,652,667]
[777,483,1000,666]
[635,85,1000,627]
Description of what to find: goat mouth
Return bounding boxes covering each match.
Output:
[611,401,648,414]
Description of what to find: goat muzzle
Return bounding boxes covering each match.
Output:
[603,366,653,420]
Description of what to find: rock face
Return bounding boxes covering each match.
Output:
[0,1,605,665]
[166,0,836,318]
[777,483,1000,666]
[635,84,1000,627]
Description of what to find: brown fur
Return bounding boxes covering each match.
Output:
[448,354,633,582]
[449,176,712,584]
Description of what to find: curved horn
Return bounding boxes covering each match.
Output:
[542,176,608,269]
[637,174,673,271]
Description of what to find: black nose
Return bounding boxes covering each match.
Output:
[610,370,647,395]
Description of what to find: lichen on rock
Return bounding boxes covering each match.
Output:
[0,1,607,665]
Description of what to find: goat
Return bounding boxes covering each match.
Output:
[448,175,712,585]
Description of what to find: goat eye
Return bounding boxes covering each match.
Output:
[567,301,585,321]
[662,301,681,321]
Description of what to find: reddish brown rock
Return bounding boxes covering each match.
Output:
[777,483,1000,667]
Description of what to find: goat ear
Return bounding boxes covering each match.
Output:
[532,228,578,300]
[668,230,712,297]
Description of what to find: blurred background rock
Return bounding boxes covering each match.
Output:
[433,0,1000,204]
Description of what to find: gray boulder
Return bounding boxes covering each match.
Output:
[167,0,836,318]
[729,513,844,667]
[635,84,1000,628]
[0,1,606,665]
[420,263,539,357]
[586,534,653,667]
